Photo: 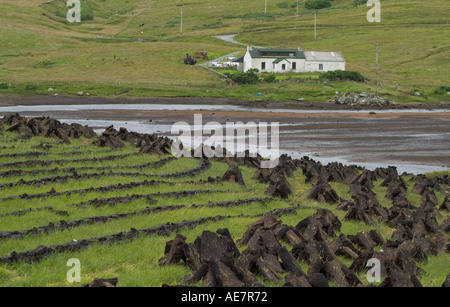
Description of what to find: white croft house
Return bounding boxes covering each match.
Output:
[242,46,345,73]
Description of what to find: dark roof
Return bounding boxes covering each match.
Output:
[272,57,291,64]
[248,48,306,59]
[232,56,244,63]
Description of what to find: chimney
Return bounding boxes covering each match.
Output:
[298,45,302,51]
[247,45,252,51]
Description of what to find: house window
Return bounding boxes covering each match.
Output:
[282,64,286,70]
[261,62,266,70]
[292,62,296,70]
[319,64,324,71]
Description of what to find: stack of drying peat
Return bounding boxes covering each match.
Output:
[222,165,246,186]
[0,114,173,153]
[92,125,125,149]
[0,113,96,144]
[200,150,298,199]
[92,125,173,154]
[300,158,342,204]
[338,170,389,226]
[159,208,450,287]
[252,154,300,199]
[81,278,118,288]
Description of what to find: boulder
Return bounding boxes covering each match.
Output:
[330,92,390,107]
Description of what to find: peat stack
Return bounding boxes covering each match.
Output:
[160,210,368,287]
[265,173,292,199]
[159,231,255,287]
[320,162,363,185]
[307,175,340,204]
[91,125,172,153]
[1,113,23,125]
[440,196,450,211]
[139,136,172,155]
[92,126,124,149]
[252,155,296,199]
[159,207,450,287]
[115,127,154,148]
[411,174,449,196]
[299,158,341,204]
[61,122,96,140]
[81,278,118,287]
[442,274,450,287]
[235,150,263,169]
[338,171,389,225]
[160,213,302,287]
[2,114,96,143]
[222,165,246,186]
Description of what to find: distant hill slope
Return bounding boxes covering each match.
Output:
[0,0,448,102]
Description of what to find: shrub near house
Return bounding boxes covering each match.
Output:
[305,0,332,10]
[319,70,366,82]
[229,69,260,84]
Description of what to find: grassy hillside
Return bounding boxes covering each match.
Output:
[0,0,448,102]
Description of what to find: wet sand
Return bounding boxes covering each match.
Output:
[1,94,449,110]
[1,95,449,173]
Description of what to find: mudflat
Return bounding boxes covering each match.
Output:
[1,95,449,172]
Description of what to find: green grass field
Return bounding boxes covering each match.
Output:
[0,0,448,103]
[0,122,448,287]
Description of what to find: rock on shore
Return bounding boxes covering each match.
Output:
[329,92,390,107]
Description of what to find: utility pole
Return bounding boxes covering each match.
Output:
[265,0,267,15]
[376,43,380,74]
[314,12,317,39]
[180,2,183,36]
[372,43,381,74]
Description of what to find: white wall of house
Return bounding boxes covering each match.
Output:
[243,56,306,73]
[243,51,253,72]
[243,49,345,73]
[304,61,346,73]
[270,59,306,73]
